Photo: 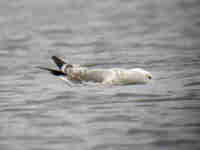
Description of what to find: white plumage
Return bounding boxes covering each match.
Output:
[66,67,152,85]
[40,56,152,86]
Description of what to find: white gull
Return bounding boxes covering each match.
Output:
[39,56,152,86]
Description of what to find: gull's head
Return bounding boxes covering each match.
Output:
[129,68,152,84]
[144,71,152,81]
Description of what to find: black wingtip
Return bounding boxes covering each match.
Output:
[51,56,66,69]
[37,66,65,76]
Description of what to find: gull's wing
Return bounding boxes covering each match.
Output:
[51,56,72,72]
[37,67,65,76]
[52,56,67,69]
[37,66,74,87]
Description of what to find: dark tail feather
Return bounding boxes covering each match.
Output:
[37,67,65,76]
[51,56,67,70]
[52,56,73,72]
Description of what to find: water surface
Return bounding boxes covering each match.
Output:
[0,0,200,150]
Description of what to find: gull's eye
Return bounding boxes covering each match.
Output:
[148,75,152,80]
[146,74,152,80]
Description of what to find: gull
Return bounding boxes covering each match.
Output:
[39,56,152,86]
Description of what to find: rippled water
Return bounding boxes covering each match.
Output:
[0,0,200,150]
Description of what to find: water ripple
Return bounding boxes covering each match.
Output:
[0,0,200,150]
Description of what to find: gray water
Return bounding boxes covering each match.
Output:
[0,0,200,150]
